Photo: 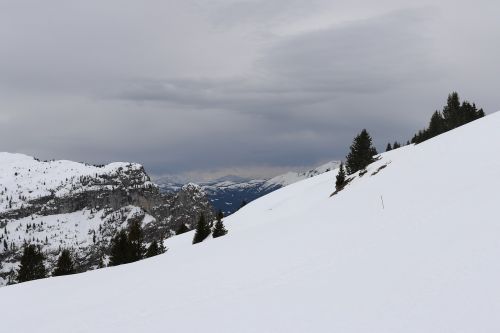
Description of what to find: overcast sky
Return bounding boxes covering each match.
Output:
[1,0,499,181]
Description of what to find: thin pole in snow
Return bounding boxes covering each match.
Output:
[380,195,385,210]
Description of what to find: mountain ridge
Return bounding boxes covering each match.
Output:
[156,160,340,215]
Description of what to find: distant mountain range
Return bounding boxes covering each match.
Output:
[155,161,340,216]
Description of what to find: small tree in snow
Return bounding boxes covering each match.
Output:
[53,249,76,276]
[335,162,346,192]
[212,210,228,238]
[192,214,211,244]
[345,129,378,175]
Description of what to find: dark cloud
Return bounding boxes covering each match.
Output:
[116,9,441,109]
[0,1,498,181]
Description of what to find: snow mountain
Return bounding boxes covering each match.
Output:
[1,112,500,332]
[156,160,340,216]
[0,153,214,285]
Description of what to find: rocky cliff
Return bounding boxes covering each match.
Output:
[0,153,214,285]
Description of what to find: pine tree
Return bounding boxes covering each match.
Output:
[427,110,446,138]
[16,244,46,283]
[443,92,461,130]
[477,107,485,118]
[128,220,145,261]
[335,162,346,191]
[212,210,228,238]
[385,143,392,152]
[409,92,485,145]
[109,230,131,266]
[52,249,76,276]
[345,129,378,175]
[192,214,211,244]
[158,234,167,254]
[98,254,105,268]
[176,223,189,235]
[145,240,160,258]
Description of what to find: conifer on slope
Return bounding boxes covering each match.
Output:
[335,162,346,191]
[212,210,228,238]
[193,214,211,244]
[109,230,131,266]
[16,244,46,283]
[145,240,160,258]
[128,220,145,261]
[345,129,378,175]
[53,249,76,277]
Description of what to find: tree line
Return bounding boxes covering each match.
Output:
[335,92,485,192]
[11,220,168,284]
[11,211,229,284]
[400,92,484,146]
[192,210,228,244]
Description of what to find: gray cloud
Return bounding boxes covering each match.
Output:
[0,1,499,180]
[116,9,441,110]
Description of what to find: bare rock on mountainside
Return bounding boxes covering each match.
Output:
[0,153,214,285]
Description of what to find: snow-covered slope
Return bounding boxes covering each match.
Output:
[1,113,500,332]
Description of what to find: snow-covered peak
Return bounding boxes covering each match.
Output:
[0,152,154,214]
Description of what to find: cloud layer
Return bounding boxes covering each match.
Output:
[1,0,499,180]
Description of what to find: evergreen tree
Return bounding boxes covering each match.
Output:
[212,210,228,238]
[345,129,378,175]
[443,92,461,129]
[16,244,46,283]
[409,92,485,145]
[477,107,485,118]
[52,249,76,276]
[109,230,131,266]
[145,240,160,258]
[385,143,392,152]
[158,234,167,254]
[98,254,105,268]
[192,214,211,244]
[393,141,401,149]
[176,223,189,235]
[335,162,346,191]
[427,110,446,138]
[128,220,145,261]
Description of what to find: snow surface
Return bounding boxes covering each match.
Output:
[1,113,500,332]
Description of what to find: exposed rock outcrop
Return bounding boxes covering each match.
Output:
[0,153,214,286]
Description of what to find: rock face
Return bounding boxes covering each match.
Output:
[0,153,214,286]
